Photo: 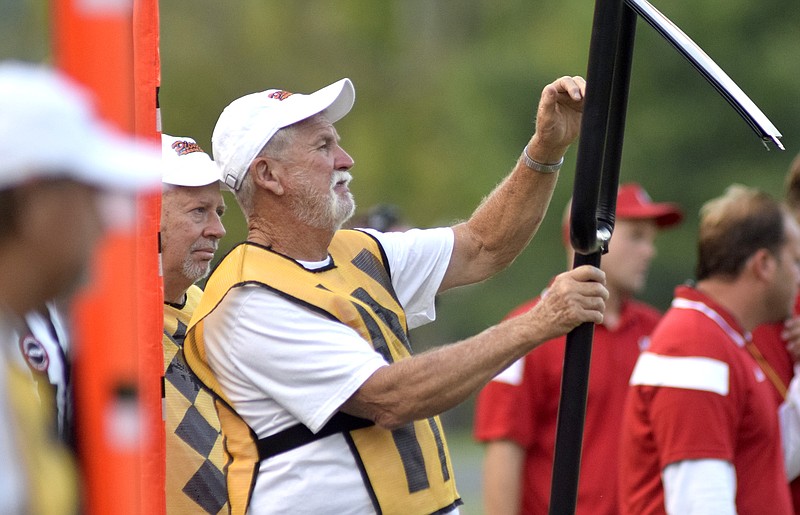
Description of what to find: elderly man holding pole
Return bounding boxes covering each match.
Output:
[185,75,608,514]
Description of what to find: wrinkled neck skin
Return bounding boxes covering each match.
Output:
[247,212,335,263]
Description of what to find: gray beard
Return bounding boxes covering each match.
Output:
[180,239,217,284]
[290,174,355,231]
[182,258,210,285]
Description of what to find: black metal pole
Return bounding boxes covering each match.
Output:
[548,0,633,513]
[567,0,625,258]
[598,5,637,229]
[551,0,779,505]
[548,251,600,515]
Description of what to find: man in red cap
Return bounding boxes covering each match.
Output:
[474,183,682,515]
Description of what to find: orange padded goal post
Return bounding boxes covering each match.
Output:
[51,1,163,514]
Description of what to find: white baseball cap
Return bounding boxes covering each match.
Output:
[212,78,355,191]
[0,61,160,191]
[162,134,223,187]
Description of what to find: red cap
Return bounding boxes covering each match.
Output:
[615,183,683,227]
[562,183,682,245]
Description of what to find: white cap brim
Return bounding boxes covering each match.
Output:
[0,62,160,192]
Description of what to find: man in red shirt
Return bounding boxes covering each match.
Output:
[474,183,682,514]
[620,185,800,514]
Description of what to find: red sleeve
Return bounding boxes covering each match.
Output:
[646,316,743,468]
[474,298,541,447]
[474,379,525,443]
[649,386,737,467]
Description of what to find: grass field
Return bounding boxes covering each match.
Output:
[446,428,485,515]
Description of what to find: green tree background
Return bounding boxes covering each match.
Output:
[156,0,799,428]
[3,0,798,510]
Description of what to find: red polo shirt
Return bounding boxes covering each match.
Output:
[475,296,660,515]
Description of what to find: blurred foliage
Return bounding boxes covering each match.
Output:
[156,0,799,315]
[3,0,798,429]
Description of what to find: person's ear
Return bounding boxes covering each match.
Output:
[250,156,284,195]
[750,248,777,282]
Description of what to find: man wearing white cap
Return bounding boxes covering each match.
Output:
[185,75,608,514]
[160,134,228,514]
[0,61,160,515]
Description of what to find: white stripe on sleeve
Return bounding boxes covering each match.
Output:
[629,352,730,396]
[492,358,524,385]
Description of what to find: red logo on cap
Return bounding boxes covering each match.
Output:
[268,90,294,101]
[171,140,205,157]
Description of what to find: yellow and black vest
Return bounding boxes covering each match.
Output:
[5,352,78,514]
[163,285,229,514]
[185,230,461,515]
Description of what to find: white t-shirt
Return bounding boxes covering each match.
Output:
[203,227,455,514]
